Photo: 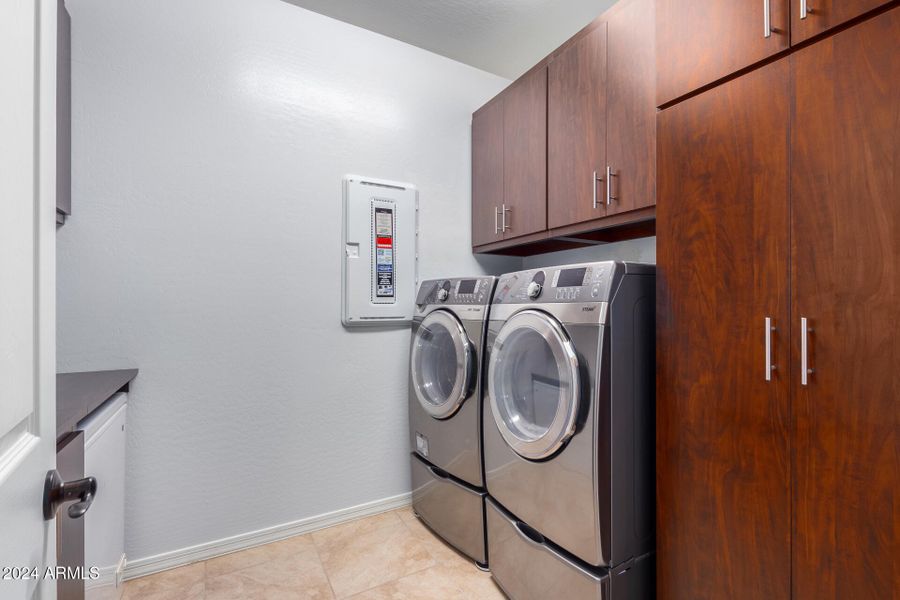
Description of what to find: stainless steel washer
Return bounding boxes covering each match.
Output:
[408,276,496,566]
[483,262,655,599]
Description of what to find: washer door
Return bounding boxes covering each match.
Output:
[411,310,474,419]
[488,310,580,460]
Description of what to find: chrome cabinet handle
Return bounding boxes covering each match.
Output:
[764,0,772,37]
[801,317,814,385]
[500,204,512,233]
[606,166,617,205]
[801,0,810,19]
[765,317,776,381]
[494,206,500,234]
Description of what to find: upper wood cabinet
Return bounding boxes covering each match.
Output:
[502,67,548,240]
[656,0,789,106]
[471,99,504,247]
[473,0,657,253]
[549,0,656,229]
[548,23,607,229]
[471,67,548,247]
[606,0,657,214]
[791,0,893,43]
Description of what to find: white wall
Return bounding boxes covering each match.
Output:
[523,237,656,269]
[57,0,515,562]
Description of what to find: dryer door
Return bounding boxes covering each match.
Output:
[488,310,581,460]
[410,310,474,419]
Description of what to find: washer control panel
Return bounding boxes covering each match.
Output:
[493,262,621,305]
[415,277,497,307]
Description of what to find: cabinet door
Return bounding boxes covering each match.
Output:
[548,23,607,229]
[502,67,547,239]
[791,9,899,599]
[472,100,504,247]
[657,59,791,599]
[791,0,892,43]
[656,0,790,106]
[607,0,656,215]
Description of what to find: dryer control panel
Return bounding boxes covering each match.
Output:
[415,277,496,307]
[492,262,652,305]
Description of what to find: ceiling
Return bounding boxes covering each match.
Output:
[282,0,619,79]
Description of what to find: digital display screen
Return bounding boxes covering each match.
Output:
[457,280,477,294]
[557,267,587,288]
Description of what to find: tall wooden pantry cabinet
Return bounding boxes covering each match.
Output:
[657,5,899,599]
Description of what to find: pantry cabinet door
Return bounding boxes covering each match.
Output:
[656,59,791,599]
[791,8,899,599]
[472,100,504,247]
[656,0,790,106]
[548,23,607,229]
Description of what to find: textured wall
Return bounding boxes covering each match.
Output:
[57,0,514,562]
[523,237,656,269]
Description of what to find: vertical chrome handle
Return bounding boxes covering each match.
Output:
[494,206,500,234]
[765,317,776,381]
[606,166,616,205]
[801,0,810,19]
[502,204,511,232]
[593,170,599,209]
[801,317,814,385]
[764,0,772,37]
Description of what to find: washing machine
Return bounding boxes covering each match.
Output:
[483,262,655,599]
[408,276,496,567]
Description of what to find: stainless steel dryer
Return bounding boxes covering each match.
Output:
[408,276,496,567]
[483,262,655,599]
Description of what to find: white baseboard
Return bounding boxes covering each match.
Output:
[123,492,412,581]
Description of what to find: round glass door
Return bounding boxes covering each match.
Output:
[410,310,473,419]
[488,310,580,460]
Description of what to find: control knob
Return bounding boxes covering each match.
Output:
[437,288,449,302]
[527,281,543,300]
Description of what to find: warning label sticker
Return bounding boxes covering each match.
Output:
[374,207,395,298]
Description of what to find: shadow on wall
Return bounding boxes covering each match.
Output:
[523,236,656,269]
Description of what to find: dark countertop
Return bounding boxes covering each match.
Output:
[57,369,138,440]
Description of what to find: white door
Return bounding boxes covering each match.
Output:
[0,0,59,597]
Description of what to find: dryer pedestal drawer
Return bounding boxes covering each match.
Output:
[487,498,654,600]
[487,497,609,600]
[410,453,486,565]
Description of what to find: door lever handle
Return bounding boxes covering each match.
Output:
[43,469,98,520]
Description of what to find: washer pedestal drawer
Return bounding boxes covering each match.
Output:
[410,453,486,565]
[486,498,654,600]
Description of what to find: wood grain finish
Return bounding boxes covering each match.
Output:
[657,59,791,599]
[791,0,893,43]
[656,0,790,106]
[607,0,656,214]
[502,67,547,239]
[471,100,504,247]
[548,23,607,229]
[790,9,900,598]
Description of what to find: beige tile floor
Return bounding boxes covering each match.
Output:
[122,507,507,599]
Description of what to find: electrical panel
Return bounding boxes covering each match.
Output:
[341,175,418,326]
